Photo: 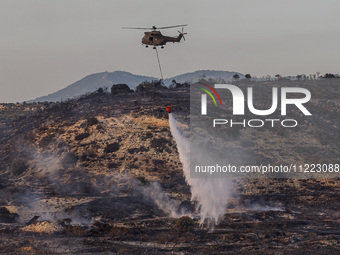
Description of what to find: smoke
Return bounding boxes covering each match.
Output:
[169,114,232,228]
[136,181,185,218]
[14,190,91,225]
[5,136,187,225]
[7,150,97,225]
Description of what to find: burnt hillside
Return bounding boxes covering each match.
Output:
[0,84,339,254]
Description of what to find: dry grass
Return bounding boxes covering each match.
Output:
[135,116,169,127]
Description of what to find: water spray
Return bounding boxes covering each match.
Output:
[168,113,232,229]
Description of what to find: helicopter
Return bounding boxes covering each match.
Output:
[122,25,187,49]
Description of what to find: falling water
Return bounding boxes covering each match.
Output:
[169,114,231,228]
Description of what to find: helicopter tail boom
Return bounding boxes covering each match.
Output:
[165,28,187,43]
[176,33,184,42]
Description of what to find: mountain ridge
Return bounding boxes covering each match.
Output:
[29,70,243,102]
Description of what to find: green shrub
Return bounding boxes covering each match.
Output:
[11,159,28,175]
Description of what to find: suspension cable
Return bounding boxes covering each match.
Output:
[155,47,164,82]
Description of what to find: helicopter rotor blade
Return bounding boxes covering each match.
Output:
[122,25,187,30]
[178,27,187,41]
[122,27,150,30]
[157,24,188,29]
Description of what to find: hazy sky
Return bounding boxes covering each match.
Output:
[1,0,339,102]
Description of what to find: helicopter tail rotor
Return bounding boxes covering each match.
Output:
[178,27,187,41]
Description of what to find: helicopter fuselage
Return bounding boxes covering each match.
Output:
[142,31,183,46]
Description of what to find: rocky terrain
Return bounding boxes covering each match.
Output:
[0,82,339,254]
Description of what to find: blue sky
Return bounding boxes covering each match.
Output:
[1,0,339,102]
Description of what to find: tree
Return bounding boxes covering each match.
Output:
[323,73,336,78]
[136,80,166,93]
[176,82,190,88]
[111,84,134,95]
[233,74,240,80]
[170,79,177,89]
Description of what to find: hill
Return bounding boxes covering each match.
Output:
[30,71,157,103]
[164,70,244,84]
[0,81,339,253]
[29,70,243,102]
